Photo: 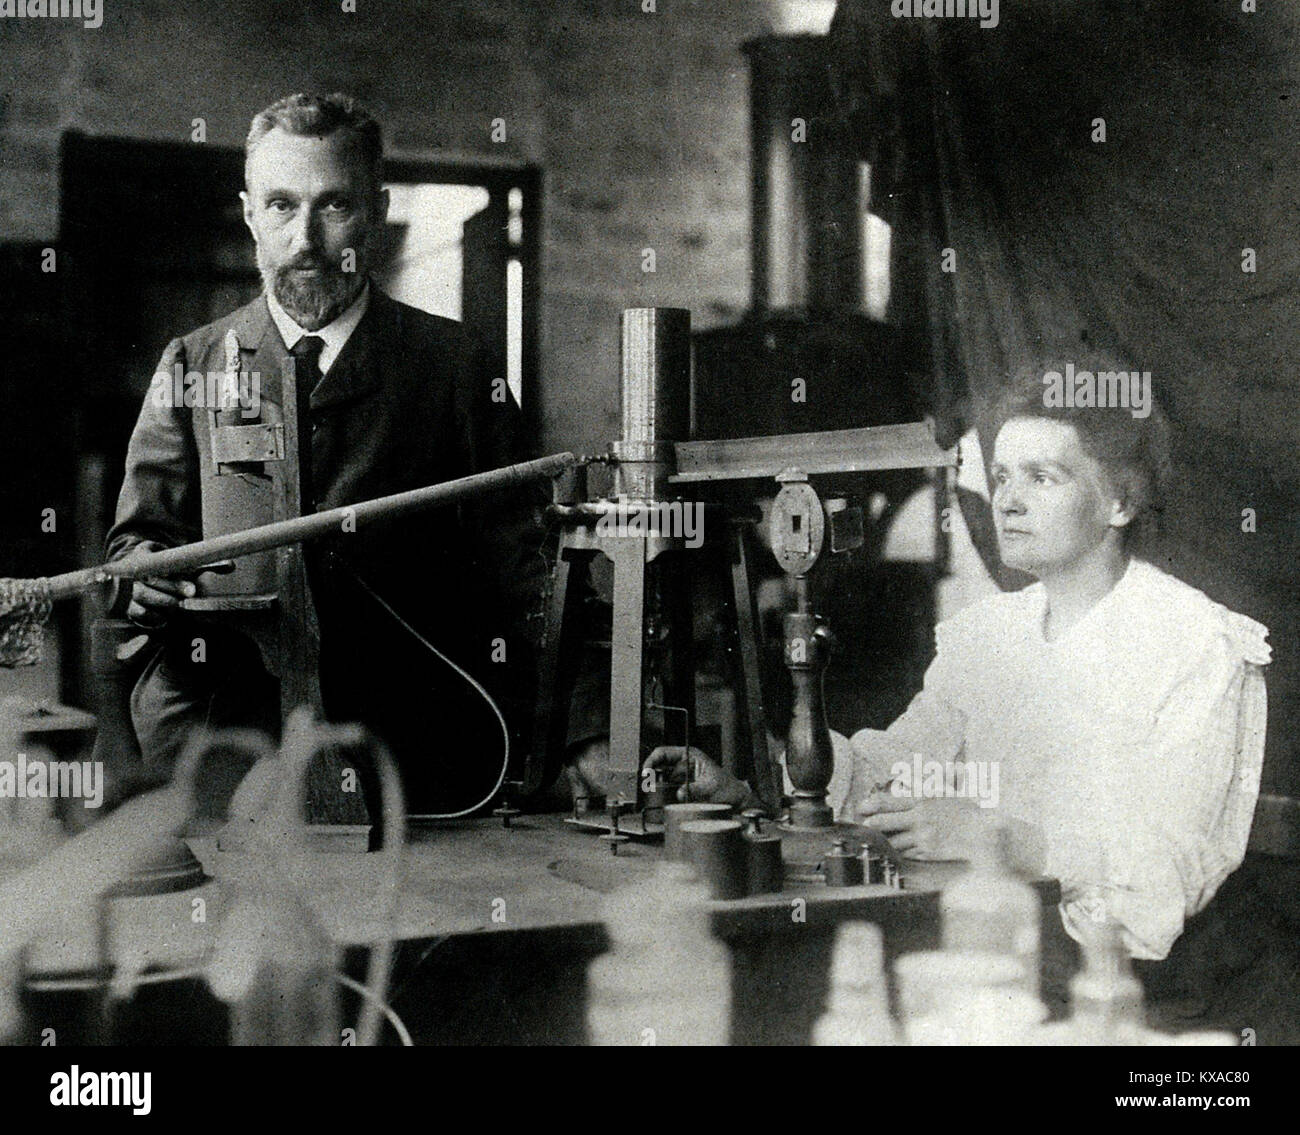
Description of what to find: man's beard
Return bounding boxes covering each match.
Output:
[260,251,363,331]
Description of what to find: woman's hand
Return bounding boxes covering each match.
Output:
[857,793,981,859]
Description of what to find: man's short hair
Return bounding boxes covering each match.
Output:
[245,92,384,192]
[992,351,1174,544]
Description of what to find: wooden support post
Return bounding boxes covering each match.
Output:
[606,538,647,806]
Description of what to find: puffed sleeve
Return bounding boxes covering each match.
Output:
[1053,611,1270,960]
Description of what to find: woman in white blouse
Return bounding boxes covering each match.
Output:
[649,363,1271,961]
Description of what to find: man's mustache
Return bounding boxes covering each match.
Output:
[283,255,340,272]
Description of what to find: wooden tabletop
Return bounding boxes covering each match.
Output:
[20,813,1060,980]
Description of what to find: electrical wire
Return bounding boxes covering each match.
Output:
[384,935,450,1006]
[24,966,208,994]
[48,565,504,1043]
[348,570,511,820]
[332,727,407,1049]
[153,717,405,1048]
[268,714,406,1048]
[336,972,413,1046]
[26,967,415,1047]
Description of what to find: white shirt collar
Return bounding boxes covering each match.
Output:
[266,282,371,377]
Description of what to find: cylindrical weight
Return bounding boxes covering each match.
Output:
[663,802,732,862]
[745,833,784,895]
[824,843,864,887]
[679,818,747,900]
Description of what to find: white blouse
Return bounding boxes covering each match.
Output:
[831,558,1271,960]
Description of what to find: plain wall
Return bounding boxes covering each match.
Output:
[0,0,777,454]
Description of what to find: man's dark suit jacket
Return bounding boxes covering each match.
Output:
[106,286,601,813]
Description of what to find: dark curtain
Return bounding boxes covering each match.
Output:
[830,0,1300,795]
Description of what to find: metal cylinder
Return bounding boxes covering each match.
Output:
[745,831,784,895]
[824,840,864,887]
[611,307,691,500]
[663,802,733,861]
[680,818,747,901]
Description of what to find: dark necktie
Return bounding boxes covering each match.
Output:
[289,335,325,513]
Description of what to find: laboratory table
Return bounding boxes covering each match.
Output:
[16,813,1076,1045]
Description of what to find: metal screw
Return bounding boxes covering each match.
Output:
[493,795,521,830]
[602,801,630,856]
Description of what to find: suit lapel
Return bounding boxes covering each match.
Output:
[225,289,386,414]
[228,295,290,411]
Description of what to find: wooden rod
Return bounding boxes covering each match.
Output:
[41,452,580,601]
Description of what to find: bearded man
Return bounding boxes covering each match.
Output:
[104,92,604,816]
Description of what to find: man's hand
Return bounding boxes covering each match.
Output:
[126,577,197,627]
[857,792,983,859]
[644,745,759,810]
[566,741,763,811]
[566,738,612,800]
[119,543,198,627]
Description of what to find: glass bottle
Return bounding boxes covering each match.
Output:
[940,822,1040,995]
[1069,916,1146,1045]
[588,861,730,1046]
[813,922,899,1045]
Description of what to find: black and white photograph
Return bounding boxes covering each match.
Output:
[0,0,1294,1097]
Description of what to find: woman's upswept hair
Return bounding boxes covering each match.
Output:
[992,351,1173,543]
